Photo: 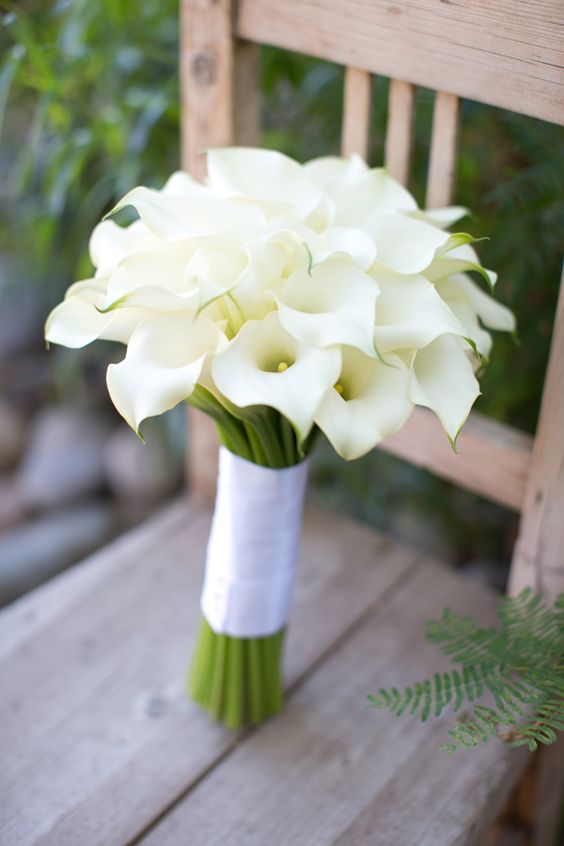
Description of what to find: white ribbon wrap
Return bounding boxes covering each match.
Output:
[201,447,309,638]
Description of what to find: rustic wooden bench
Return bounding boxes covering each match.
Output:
[2,1,563,844]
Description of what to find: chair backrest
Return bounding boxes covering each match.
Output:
[181,0,564,601]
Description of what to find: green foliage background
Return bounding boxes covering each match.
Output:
[1,0,563,567]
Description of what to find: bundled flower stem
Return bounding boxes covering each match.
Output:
[188,389,311,727]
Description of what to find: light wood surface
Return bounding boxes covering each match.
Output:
[0,501,420,845]
[237,0,564,126]
[379,409,533,513]
[426,91,460,209]
[510,268,564,600]
[0,502,529,846]
[341,66,372,159]
[139,558,527,846]
[385,79,415,186]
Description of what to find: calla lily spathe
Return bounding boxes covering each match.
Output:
[45,147,515,459]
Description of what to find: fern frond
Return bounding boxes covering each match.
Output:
[370,590,564,754]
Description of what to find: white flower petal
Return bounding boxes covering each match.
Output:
[206,147,322,218]
[89,219,151,273]
[45,279,148,348]
[453,273,515,333]
[407,206,468,229]
[435,276,493,358]
[373,271,466,353]
[330,168,417,227]
[109,185,265,240]
[304,154,368,189]
[277,257,380,356]
[365,213,450,275]
[425,242,496,288]
[313,227,377,271]
[315,348,414,460]
[409,334,480,444]
[107,312,224,431]
[185,242,249,310]
[211,311,341,441]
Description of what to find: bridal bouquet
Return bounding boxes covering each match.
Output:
[46,148,515,728]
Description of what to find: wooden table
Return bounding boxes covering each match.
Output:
[1,499,528,845]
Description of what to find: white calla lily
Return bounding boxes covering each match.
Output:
[407,206,468,230]
[329,168,417,227]
[108,185,265,241]
[212,311,341,441]
[365,213,450,275]
[184,241,250,310]
[277,256,380,356]
[304,154,368,189]
[206,147,322,219]
[45,277,150,348]
[435,276,494,359]
[107,312,225,433]
[312,227,377,270]
[89,219,153,274]
[409,334,480,446]
[453,273,515,332]
[373,271,467,353]
[425,241,497,289]
[315,347,414,460]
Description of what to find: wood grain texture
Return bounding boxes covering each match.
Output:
[385,79,415,186]
[426,91,460,209]
[0,502,420,846]
[510,268,564,602]
[139,560,528,846]
[237,0,564,125]
[341,67,372,159]
[379,408,532,512]
[180,0,259,498]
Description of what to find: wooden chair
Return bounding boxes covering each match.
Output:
[1,2,562,843]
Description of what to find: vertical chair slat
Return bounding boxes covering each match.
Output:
[181,0,259,498]
[385,79,415,186]
[341,67,372,158]
[509,266,564,603]
[426,90,460,208]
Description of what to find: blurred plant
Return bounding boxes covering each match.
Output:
[0,0,180,296]
[370,589,564,754]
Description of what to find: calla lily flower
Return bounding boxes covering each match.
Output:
[328,168,417,227]
[365,213,452,275]
[373,271,466,353]
[107,312,225,433]
[206,147,323,220]
[409,334,481,446]
[315,347,414,460]
[277,256,380,356]
[212,311,341,442]
[45,277,151,348]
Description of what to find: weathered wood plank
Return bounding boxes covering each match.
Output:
[385,79,415,186]
[237,0,564,125]
[341,66,372,159]
[510,268,564,602]
[139,560,528,846]
[379,409,533,513]
[426,91,460,209]
[0,504,419,846]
